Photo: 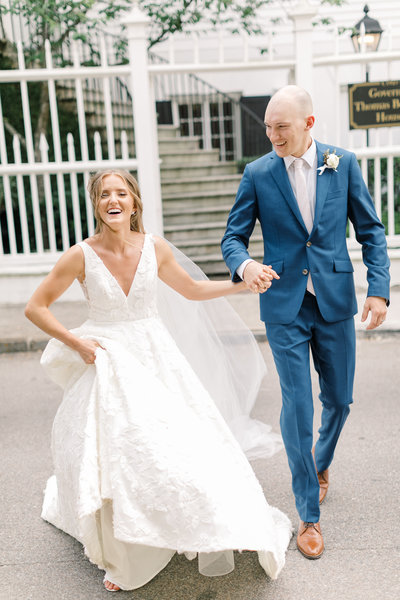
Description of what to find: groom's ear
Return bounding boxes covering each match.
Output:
[305,115,315,130]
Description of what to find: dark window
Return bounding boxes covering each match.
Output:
[179,104,188,119]
[240,96,272,157]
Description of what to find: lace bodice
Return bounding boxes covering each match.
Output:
[77,234,158,322]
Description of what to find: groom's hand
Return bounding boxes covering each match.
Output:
[361,296,387,330]
[243,261,279,294]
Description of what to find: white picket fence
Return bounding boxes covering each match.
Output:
[0,2,399,302]
[0,44,138,256]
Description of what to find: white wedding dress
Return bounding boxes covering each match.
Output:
[40,234,292,590]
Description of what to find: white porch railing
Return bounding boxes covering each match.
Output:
[345,146,400,250]
[354,146,400,243]
[0,6,164,268]
[0,1,399,279]
[0,47,138,258]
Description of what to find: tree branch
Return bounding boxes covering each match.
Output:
[3,118,27,150]
[0,8,7,39]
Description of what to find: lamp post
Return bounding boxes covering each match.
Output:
[351,4,383,146]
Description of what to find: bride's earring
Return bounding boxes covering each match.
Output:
[131,210,137,216]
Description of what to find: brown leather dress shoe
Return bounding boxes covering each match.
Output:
[297,521,324,559]
[312,446,329,504]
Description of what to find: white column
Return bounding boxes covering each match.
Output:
[122,4,163,235]
[288,0,318,96]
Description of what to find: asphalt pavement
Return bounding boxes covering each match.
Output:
[1,338,400,600]
[1,290,400,600]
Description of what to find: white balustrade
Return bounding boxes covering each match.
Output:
[12,135,30,254]
[39,134,57,253]
[17,42,43,253]
[0,0,399,273]
[66,133,83,244]
[100,36,116,162]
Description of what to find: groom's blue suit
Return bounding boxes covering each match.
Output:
[221,140,390,522]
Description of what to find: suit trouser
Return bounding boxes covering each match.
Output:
[265,292,355,523]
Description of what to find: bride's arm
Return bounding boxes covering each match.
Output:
[155,236,277,301]
[25,246,100,362]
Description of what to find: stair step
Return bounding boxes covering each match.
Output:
[161,174,242,194]
[191,248,263,263]
[161,162,237,179]
[162,190,238,209]
[160,150,220,165]
[158,138,201,153]
[110,138,212,163]
[170,236,264,256]
[157,125,180,140]
[164,204,234,216]
[173,233,263,247]
[164,220,228,231]
[162,188,238,200]
[163,205,233,225]
[162,192,237,211]
[164,221,262,235]
[164,222,229,242]
[164,221,262,242]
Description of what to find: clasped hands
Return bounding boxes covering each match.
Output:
[243,261,280,294]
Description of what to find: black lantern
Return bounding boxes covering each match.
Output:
[351,5,383,53]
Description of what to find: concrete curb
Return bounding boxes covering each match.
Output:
[2,291,399,354]
[0,338,49,354]
[2,327,399,354]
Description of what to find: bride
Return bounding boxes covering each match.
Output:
[25,169,292,592]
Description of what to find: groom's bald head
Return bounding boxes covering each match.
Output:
[264,85,315,158]
[268,85,313,118]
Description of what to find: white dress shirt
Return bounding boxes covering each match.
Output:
[237,140,318,292]
[283,139,317,222]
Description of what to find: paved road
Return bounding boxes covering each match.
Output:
[1,338,399,600]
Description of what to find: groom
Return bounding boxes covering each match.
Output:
[221,85,390,559]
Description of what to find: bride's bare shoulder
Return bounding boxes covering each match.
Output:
[153,235,173,258]
[81,235,99,249]
[152,234,166,247]
[52,243,86,282]
[61,243,85,261]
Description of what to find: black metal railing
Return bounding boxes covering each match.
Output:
[150,51,271,162]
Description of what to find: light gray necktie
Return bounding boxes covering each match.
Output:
[293,158,313,234]
[293,158,315,294]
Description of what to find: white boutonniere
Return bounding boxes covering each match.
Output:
[317,149,343,175]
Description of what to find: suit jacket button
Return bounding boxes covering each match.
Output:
[302,268,309,275]
[306,241,312,247]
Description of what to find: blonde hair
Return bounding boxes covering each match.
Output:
[87,169,145,234]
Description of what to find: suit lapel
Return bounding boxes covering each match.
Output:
[312,142,333,233]
[269,154,309,233]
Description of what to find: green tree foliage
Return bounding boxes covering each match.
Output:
[1,1,347,62]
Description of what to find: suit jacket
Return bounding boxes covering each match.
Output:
[221,141,390,324]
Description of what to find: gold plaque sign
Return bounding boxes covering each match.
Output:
[348,80,400,129]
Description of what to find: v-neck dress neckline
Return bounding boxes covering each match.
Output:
[82,234,147,300]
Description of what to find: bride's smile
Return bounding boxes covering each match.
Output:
[98,174,136,229]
